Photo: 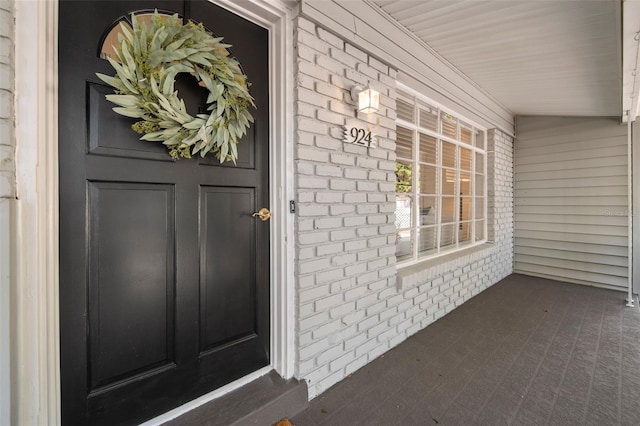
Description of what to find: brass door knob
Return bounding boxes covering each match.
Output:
[252,207,271,221]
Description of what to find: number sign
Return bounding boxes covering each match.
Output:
[343,125,376,148]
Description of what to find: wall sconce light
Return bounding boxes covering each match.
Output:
[350,83,380,114]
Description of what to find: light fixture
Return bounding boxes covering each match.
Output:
[350,83,380,114]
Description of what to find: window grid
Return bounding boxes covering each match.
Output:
[396,89,487,265]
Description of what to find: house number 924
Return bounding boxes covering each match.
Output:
[343,125,376,148]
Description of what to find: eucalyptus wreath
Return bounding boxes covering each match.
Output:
[96,11,255,163]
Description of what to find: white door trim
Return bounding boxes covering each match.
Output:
[12,0,295,424]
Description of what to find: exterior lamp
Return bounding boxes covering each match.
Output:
[350,83,380,114]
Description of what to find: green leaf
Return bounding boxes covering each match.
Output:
[220,142,228,163]
[113,107,144,118]
[96,73,116,87]
[183,118,205,130]
[105,94,139,107]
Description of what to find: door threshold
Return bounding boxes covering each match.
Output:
[142,367,272,425]
[142,368,308,426]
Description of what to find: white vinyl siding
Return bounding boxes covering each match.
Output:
[515,116,628,290]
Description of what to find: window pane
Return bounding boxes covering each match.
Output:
[461,197,472,221]
[460,147,471,171]
[442,141,456,168]
[442,169,456,195]
[419,106,438,131]
[475,220,485,241]
[396,229,413,261]
[419,133,437,164]
[476,197,485,219]
[441,196,456,224]
[476,152,485,173]
[397,98,414,123]
[419,196,437,226]
[460,171,471,196]
[395,194,412,228]
[396,126,413,160]
[476,131,485,149]
[475,174,484,196]
[459,221,472,244]
[460,126,472,145]
[418,226,437,256]
[418,165,436,194]
[440,223,456,249]
[395,161,412,193]
[441,114,457,138]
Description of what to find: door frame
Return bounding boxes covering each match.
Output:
[12,0,296,424]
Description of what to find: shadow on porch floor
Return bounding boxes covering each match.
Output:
[291,274,640,426]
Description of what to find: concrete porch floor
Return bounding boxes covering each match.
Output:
[291,274,640,426]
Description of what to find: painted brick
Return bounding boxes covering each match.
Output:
[316,269,346,285]
[315,192,342,204]
[368,56,389,74]
[314,217,342,229]
[296,146,329,162]
[0,2,12,198]
[330,204,354,215]
[293,17,513,400]
[345,43,367,62]
[0,38,9,65]
[330,179,355,191]
[315,81,343,100]
[344,216,366,227]
[344,168,367,180]
[331,253,356,266]
[329,47,358,69]
[330,229,356,241]
[316,54,346,75]
[316,109,345,126]
[297,176,327,189]
[297,102,315,119]
[343,193,366,203]
[330,153,354,166]
[316,27,344,49]
[298,232,329,245]
[0,90,9,119]
[298,117,328,135]
[314,294,343,311]
[296,42,316,63]
[297,87,330,108]
[297,17,316,33]
[297,29,330,54]
[329,98,354,115]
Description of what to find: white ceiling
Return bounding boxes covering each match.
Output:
[372,0,623,118]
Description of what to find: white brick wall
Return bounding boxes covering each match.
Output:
[0,0,13,199]
[294,16,515,398]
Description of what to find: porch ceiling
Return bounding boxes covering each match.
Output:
[372,0,623,118]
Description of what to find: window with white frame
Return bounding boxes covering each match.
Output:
[395,88,487,264]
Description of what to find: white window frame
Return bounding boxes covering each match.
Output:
[395,83,488,267]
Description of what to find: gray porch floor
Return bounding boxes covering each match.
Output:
[291,274,640,426]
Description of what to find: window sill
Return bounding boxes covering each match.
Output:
[396,243,496,290]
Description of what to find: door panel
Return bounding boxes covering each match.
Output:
[200,187,257,352]
[87,82,173,161]
[88,182,176,391]
[59,1,270,424]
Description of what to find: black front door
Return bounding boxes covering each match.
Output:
[58,1,269,424]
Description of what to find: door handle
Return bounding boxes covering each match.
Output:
[252,207,271,221]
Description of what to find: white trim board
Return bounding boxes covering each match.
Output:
[0,200,11,426]
[633,120,640,295]
[299,0,515,135]
[11,0,296,424]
